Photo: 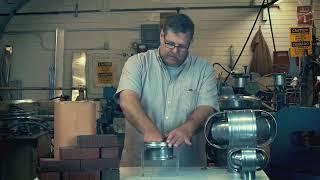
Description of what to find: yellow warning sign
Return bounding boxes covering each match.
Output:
[96,62,113,85]
[289,26,312,57]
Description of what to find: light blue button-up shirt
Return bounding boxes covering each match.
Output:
[115,49,219,166]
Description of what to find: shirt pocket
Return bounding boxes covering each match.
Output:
[183,88,198,116]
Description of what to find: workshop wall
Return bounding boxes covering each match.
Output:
[0,0,317,100]
[316,0,320,38]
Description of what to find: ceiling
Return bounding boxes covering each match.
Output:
[0,0,278,38]
[0,0,30,37]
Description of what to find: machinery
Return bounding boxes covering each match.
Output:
[219,95,262,110]
[211,44,320,179]
[208,85,264,167]
[97,86,124,134]
[0,86,88,180]
[267,107,320,179]
[0,99,53,138]
[231,68,250,95]
[0,99,53,180]
[212,67,320,179]
[272,73,287,111]
[205,110,277,179]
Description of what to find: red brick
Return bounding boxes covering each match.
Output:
[60,147,99,160]
[77,135,118,148]
[40,172,60,180]
[40,158,81,172]
[81,159,119,170]
[63,171,100,180]
[100,147,119,159]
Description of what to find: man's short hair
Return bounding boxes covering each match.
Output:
[163,14,195,40]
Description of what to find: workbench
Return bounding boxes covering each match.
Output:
[120,167,269,180]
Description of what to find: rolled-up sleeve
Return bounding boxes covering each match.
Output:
[197,62,220,111]
[114,55,143,102]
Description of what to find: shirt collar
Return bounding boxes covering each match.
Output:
[156,48,191,68]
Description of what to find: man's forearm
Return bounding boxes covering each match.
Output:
[182,105,216,134]
[119,90,158,134]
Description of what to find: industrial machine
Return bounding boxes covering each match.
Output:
[267,107,320,179]
[97,86,124,134]
[205,109,277,179]
[209,36,320,180]
[0,99,53,139]
[231,68,250,95]
[0,99,53,180]
[272,73,287,111]
[212,68,320,179]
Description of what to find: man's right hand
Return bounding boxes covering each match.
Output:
[144,129,163,142]
[119,90,163,142]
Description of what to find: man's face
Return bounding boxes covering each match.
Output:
[159,30,191,66]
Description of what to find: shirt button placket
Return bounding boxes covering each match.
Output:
[164,83,174,131]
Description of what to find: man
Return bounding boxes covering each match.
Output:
[115,14,219,166]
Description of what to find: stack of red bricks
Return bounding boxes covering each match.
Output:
[39,135,120,180]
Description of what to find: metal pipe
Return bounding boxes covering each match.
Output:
[0,5,279,17]
[48,29,59,99]
[54,28,65,98]
[0,10,100,16]
[0,87,86,91]
[4,50,12,86]
[109,5,272,12]
[3,28,139,35]
[261,102,275,111]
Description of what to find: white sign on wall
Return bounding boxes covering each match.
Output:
[86,50,127,98]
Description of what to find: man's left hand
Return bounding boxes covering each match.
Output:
[166,124,193,148]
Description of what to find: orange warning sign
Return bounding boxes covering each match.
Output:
[289,26,312,57]
[96,62,113,85]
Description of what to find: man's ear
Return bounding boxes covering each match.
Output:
[187,33,193,45]
[160,30,165,43]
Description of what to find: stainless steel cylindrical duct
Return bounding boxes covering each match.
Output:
[228,110,257,148]
[272,73,286,87]
[205,110,277,149]
[144,142,174,161]
[233,75,249,89]
[204,109,276,178]
[228,148,268,171]
[227,148,268,179]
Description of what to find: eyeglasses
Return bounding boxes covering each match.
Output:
[163,36,189,52]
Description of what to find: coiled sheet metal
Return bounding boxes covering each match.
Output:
[144,142,173,161]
